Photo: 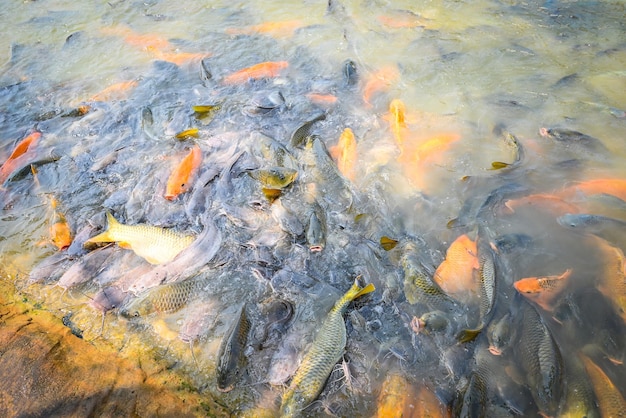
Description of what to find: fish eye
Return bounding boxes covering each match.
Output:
[133,311,140,317]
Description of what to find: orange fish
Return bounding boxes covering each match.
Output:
[397,132,461,190]
[100,25,172,51]
[513,269,572,312]
[559,178,626,203]
[2,131,41,164]
[153,50,208,66]
[48,197,72,250]
[164,145,202,201]
[378,12,425,29]
[376,374,448,418]
[579,354,626,417]
[306,93,338,106]
[387,99,407,148]
[412,385,449,418]
[0,131,41,185]
[124,32,171,52]
[330,128,357,182]
[595,237,626,324]
[376,373,417,418]
[226,20,304,37]
[502,193,581,216]
[434,234,480,300]
[100,25,210,65]
[89,80,138,102]
[222,61,289,85]
[362,65,400,106]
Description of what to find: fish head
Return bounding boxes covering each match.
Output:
[119,296,153,318]
[513,277,543,294]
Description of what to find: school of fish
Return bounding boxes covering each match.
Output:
[0,1,625,417]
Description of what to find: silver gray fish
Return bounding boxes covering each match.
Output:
[216,305,251,392]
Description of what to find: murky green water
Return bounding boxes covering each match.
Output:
[1,1,625,417]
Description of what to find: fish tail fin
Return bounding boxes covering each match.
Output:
[354,282,375,299]
[84,212,120,246]
[456,326,483,343]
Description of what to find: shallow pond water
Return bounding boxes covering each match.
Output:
[1,0,625,417]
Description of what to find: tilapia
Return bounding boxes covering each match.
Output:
[84,211,195,265]
[289,113,326,148]
[539,127,609,153]
[558,213,626,248]
[248,167,298,189]
[280,277,375,417]
[216,304,251,392]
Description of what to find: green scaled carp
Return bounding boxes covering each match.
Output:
[120,275,206,317]
[280,277,375,418]
[84,211,195,264]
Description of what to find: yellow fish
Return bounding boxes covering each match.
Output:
[84,212,195,264]
[280,277,375,417]
[330,127,357,182]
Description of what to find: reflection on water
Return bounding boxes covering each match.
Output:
[1,0,625,416]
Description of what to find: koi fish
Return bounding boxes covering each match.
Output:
[48,197,72,250]
[2,131,40,163]
[377,10,426,29]
[329,127,357,182]
[88,80,138,102]
[0,131,41,184]
[100,25,210,65]
[226,20,304,37]
[375,373,421,418]
[306,93,338,106]
[362,65,400,105]
[502,193,580,215]
[223,61,289,84]
[164,145,202,201]
[433,234,480,301]
[559,178,626,203]
[153,50,208,65]
[514,269,572,312]
[397,132,461,191]
[387,98,407,149]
